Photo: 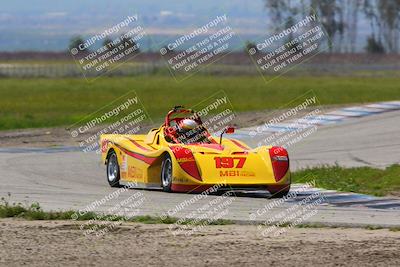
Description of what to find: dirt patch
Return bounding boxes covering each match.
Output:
[0,219,399,267]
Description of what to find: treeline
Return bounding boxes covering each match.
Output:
[264,0,400,53]
[68,35,140,55]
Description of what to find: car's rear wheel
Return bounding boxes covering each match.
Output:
[161,154,173,192]
[271,190,290,198]
[107,151,120,187]
[268,185,290,198]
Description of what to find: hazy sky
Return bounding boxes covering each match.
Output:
[0,0,268,34]
[0,0,369,51]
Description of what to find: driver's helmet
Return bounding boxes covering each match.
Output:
[180,119,198,131]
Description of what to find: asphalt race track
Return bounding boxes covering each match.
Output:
[1,109,400,228]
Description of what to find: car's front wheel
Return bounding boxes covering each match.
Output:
[161,154,173,192]
[107,151,120,187]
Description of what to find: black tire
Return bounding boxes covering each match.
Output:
[106,151,120,187]
[269,185,290,198]
[161,154,173,192]
[270,190,290,198]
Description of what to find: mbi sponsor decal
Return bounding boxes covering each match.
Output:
[219,170,255,177]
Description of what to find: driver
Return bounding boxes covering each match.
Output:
[177,119,208,144]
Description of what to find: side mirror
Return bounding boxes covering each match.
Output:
[225,127,235,134]
[219,126,235,144]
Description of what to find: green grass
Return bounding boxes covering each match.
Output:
[0,197,232,225]
[293,164,400,196]
[0,200,76,220]
[1,197,399,230]
[0,75,399,130]
[1,200,398,231]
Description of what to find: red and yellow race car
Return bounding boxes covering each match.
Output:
[100,107,291,197]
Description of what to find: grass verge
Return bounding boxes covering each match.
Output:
[1,198,399,230]
[293,164,400,196]
[1,75,400,130]
[0,197,232,225]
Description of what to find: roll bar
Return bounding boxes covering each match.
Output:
[164,106,201,126]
